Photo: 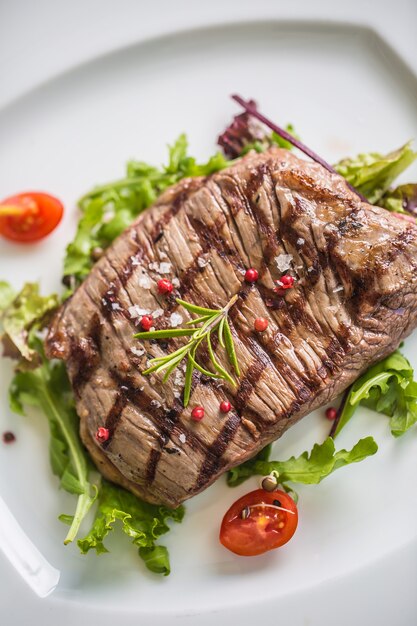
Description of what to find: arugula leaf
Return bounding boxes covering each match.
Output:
[78,480,184,575]
[227,443,272,487]
[332,350,417,438]
[227,437,377,487]
[0,282,58,366]
[63,135,229,293]
[9,354,97,543]
[334,142,417,204]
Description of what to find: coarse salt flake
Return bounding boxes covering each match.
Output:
[159,250,168,259]
[152,308,164,319]
[197,257,208,268]
[274,253,293,272]
[150,400,161,408]
[179,433,187,444]
[138,275,151,289]
[131,346,145,357]
[130,256,140,266]
[159,262,172,274]
[111,302,121,311]
[172,277,180,288]
[170,312,183,327]
[148,261,172,274]
[296,238,305,246]
[128,305,151,319]
[333,285,344,293]
[174,371,185,386]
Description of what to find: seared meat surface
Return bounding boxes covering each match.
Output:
[46,148,417,507]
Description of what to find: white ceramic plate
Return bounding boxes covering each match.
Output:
[1,2,417,624]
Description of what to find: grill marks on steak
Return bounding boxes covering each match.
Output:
[46,148,417,507]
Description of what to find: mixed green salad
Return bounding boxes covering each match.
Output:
[1,101,417,574]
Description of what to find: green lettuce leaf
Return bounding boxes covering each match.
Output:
[9,352,97,543]
[334,142,417,204]
[380,183,417,217]
[78,480,184,575]
[63,135,229,294]
[0,282,58,366]
[138,546,171,576]
[333,350,417,438]
[227,436,377,487]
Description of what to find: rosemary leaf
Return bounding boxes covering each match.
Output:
[194,314,219,338]
[143,361,172,376]
[134,294,241,405]
[189,351,219,379]
[145,344,190,367]
[224,319,240,377]
[175,299,217,316]
[162,354,185,383]
[218,317,226,349]
[185,315,211,326]
[207,334,236,387]
[183,355,194,407]
[134,328,195,339]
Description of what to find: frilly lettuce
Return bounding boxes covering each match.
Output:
[334,142,417,204]
[0,282,58,366]
[78,480,185,576]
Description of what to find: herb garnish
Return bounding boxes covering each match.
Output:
[227,436,378,488]
[134,295,241,406]
[330,350,417,438]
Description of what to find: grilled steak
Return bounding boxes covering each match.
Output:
[46,148,417,508]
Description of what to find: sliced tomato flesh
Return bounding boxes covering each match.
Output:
[0,192,64,243]
[220,489,298,556]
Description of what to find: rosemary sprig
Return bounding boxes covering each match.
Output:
[134,295,241,406]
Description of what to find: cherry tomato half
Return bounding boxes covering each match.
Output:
[0,192,64,243]
[220,489,298,556]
